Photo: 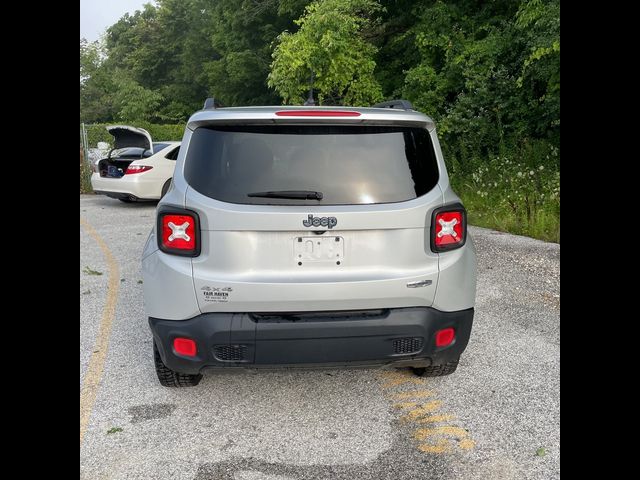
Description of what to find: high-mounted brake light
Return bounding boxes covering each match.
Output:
[157,207,200,257]
[431,204,466,252]
[275,110,361,117]
[125,165,153,174]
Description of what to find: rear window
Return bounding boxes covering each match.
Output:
[153,142,171,153]
[184,125,439,205]
[114,147,145,158]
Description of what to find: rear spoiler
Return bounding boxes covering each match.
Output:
[202,96,414,111]
[371,99,414,110]
[203,97,223,109]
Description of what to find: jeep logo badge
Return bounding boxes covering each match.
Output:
[303,214,337,229]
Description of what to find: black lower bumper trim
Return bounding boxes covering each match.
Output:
[150,307,474,374]
[93,190,140,201]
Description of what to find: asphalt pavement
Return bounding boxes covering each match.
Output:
[80,194,559,480]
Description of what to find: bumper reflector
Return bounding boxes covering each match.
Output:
[435,328,455,347]
[173,338,197,357]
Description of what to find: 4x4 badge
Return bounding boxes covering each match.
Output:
[303,214,337,229]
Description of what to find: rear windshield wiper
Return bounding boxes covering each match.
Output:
[247,190,323,200]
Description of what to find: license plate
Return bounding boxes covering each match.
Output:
[294,236,344,263]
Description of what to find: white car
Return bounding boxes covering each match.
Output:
[91,125,181,202]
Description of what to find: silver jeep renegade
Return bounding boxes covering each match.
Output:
[142,99,477,387]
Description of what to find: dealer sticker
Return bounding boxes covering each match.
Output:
[201,285,233,303]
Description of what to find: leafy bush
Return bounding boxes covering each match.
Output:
[449,141,560,242]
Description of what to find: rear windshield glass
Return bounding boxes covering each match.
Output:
[153,142,170,153]
[114,147,144,158]
[184,125,439,205]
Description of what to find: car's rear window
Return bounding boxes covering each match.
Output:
[153,142,171,153]
[184,125,439,205]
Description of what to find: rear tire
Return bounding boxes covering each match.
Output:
[153,341,202,387]
[160,179,172,199]
[412,359,459,377]
[118,198,134,203]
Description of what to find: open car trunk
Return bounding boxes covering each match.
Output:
[97,126,153,178]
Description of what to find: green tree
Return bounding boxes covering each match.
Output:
[113,75,165,122]
[81,38,117,122]
[201,0,307,106]
[515,0,560,142]
[398,0,559,164]
[268,0,384,105]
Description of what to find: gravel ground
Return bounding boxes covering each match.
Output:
[80,195,559,480]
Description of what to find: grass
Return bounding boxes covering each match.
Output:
[80,161,93,194]
[459,190,560,243]
[447,143,560,243]
[83,266,103,276]
[106,427,123,435]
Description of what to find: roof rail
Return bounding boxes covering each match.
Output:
[203,97,223,109]
[371,99,414,110]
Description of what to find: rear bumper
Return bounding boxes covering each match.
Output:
[90,173,161,200]
[150,307,474,374]
[93,190,141,201]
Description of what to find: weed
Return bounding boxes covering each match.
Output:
[449,142,560,242]
[83,266,103,276]
[80,162,94,194]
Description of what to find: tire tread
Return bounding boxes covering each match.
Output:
[153,342,202,387]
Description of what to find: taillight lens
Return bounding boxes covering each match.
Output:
[431,204,467,252]
[157,208,200,257]
[125,165,153,174]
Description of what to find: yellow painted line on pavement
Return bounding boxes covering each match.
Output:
[377,370,476,454]
[390,390,434,401]
[80,217,120,446]
[394,402,418,409]
[418,440,451,454]
[414,426,469,441]
[416,414,455,424]
[459,438,476,450]
[415,425,476,452]
[400,400,443,421]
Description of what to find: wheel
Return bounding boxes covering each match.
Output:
[412,359,459,377]
[153,341,202,387]
[118,197,134,203]
[160,179,172,199]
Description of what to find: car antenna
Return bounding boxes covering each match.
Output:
[303,71,315,106]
